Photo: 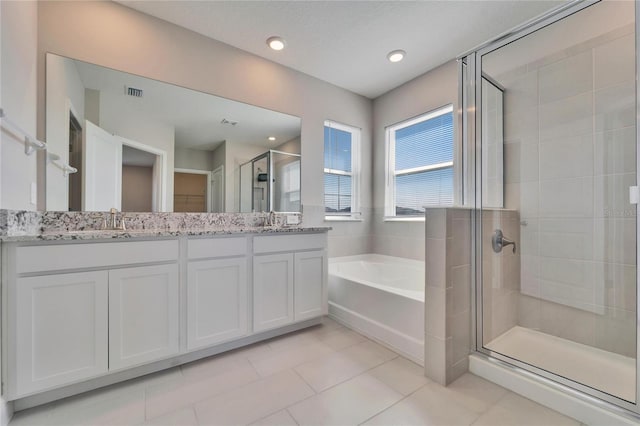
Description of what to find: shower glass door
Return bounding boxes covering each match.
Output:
[472,0,638,409]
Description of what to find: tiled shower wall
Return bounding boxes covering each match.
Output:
[481,210,521,344]
[498,25,636,357]
[424,208,472,385]
[421,207,520,385]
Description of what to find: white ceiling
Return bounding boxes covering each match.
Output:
[73,58,301,151]
[116,0,566,99]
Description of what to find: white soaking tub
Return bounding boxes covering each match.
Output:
[328,254,425,364]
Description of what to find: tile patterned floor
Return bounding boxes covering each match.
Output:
[10,318,580,426]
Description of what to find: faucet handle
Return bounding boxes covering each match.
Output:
[110,207,118,214]
[491,229,517,254]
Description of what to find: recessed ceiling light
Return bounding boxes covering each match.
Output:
[387,50,406,63]
[267,36,286,51]
[268,136,277,141]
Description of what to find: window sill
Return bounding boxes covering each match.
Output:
[383,216,425,222]
[324,216,363,222]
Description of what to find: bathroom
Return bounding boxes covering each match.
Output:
[0,0,638,425]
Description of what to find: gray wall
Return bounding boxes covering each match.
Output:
[371,61,458,261]
[275,136,301,154]
[1,1,38,213]
[44,54,85,211]
[174,147,214,172]
[0,1,36,422]
[35,0,373,252]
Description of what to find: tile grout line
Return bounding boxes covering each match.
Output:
[356,379,433,425]
[284,407,300,426]
[284,354,406,424]
[143,387,148,421]
[295,350,400,395]
[145,365,263,422]
[290,367,318,395]
[468,387,513,426]
[191,405,202,426]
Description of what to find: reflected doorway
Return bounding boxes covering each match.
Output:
[174,169,212,213]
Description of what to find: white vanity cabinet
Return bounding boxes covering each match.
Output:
[7,239,180,398]
[294,250,327,321]
[14,271,109,397]
[4,230,327,402]
[253,233,328,332]
[186,237,249,350]
[108,264,180,370]
[253,253,295,332]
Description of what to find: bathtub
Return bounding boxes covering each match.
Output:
[328,254,425,365]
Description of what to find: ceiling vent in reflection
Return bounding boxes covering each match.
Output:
[221,118,238,126]
[125,86,144,98]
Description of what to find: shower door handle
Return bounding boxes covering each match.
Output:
[492,229,516,254]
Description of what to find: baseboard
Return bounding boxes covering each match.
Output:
[0,398,13,426]
[469,353,640,425]
[329,302,424,365]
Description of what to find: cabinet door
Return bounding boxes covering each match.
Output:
[109,264,179,370]
[294,250,327,321]
[15,271,108,396]
[187,258,248,350]
[253,253,294,332]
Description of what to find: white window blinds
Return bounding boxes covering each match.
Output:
[386,105,454,216]
[324,121,360,216]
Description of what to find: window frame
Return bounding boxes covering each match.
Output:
[323,120,361,221]
[384,104,455,218]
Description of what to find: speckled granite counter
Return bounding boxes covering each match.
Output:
[1,226,330,242]
[0,209,328,242]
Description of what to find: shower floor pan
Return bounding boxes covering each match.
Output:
[486,326,635,402]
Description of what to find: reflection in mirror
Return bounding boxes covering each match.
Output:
[239,150,301,213]
[45,53,302,213]
[481,75,504,208]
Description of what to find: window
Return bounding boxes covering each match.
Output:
[324,121,360,218]
[385,105,454,217]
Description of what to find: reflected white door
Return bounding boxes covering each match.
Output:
[83,120,122,211]
[211,166,224,213]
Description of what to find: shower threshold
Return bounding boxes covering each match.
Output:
[485,326,635,402]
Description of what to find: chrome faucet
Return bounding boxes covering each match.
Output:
[266,210,277,227]
[102,208,126,231]
[492,229,516,254]
[110,208,118,229]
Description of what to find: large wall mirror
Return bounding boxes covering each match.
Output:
[45,53,302,213]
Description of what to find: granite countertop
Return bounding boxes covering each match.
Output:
[0,226,331,242]
[0,209,330,242]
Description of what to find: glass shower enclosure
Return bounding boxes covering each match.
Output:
[462,0,639,414]
[239,150,301,213]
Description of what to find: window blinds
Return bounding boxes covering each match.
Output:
[392,108,454,215]
[324,125,353,213]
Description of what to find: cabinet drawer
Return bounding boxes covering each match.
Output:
[188,236,247,259]
[253,233,326,254]
[16,240,179,274]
